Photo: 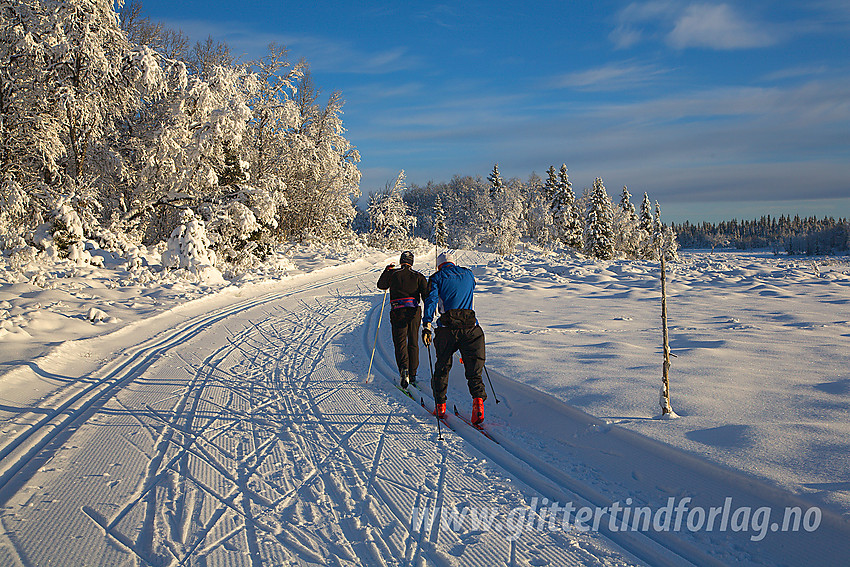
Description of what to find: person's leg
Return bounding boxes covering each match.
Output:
[431,328,456,404]
[458,326,487,401]
[391,322,408,376]
[408,307,422,381]
[390,308,415,377]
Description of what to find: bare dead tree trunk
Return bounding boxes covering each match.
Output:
[659,254,674,416]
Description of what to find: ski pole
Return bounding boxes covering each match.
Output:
[483,365,500,404]
[366,288,388,384]
[428,342,443,441]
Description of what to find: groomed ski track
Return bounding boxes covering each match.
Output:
[0,252,847,566]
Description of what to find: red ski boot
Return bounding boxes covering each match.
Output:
[435,402,447,419]
[471,397,484,425]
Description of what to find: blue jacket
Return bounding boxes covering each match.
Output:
[423,262,475,326]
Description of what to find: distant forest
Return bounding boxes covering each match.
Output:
[673,215,850,255]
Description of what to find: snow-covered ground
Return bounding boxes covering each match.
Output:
[1,244,848,566]
[470,249,850,514]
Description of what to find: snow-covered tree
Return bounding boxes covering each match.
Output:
[47,0,167,187]
[584,177,615,260]
[649,201,679,262]
[276,75,361,243]
[661,225,680,262]
[206,200,260,269]
[0,1,44,240]
[0,0,361,263]
[550,165,582,249]
[620,186,637,221]
[48,195,89,263]
[162,208,225,283]
[487,163,503,196]
[544,166,559,201]
[433,193,448,248]
[368,171,415,249]
[1,0,165,239]
[489,169,522,255]
[129,63,250,242]
[441,175,490,249]
[639,192,653,234]
[654,201,663,237]
[525,172,553,247]
[613,186,641,258]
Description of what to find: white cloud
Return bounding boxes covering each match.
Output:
[760,65,829,82]
[549,62,669,91]
[668,3,778,49]
[610,2,781,51]
[610,0,677,48]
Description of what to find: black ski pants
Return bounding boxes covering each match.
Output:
[431,325,486,404]
[390,306,421,378]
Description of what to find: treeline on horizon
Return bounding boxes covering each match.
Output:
[673,215,850,255]
[360,167,679,262]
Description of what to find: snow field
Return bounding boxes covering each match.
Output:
[472,251,850,512]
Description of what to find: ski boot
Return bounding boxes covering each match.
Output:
[471,397,485,425]
[435,402,447,419]
[400,369,409,389]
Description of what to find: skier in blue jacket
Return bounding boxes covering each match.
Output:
[422,251,486,423]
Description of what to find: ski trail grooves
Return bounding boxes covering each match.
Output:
[0,264,641,566]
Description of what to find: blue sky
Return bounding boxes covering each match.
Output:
[136,1,850,222]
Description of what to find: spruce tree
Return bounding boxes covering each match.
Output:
[620,186,636,221]
[584,177,615,260]
[487,163,503,196]
[544,165,558,201]
[639,192,653,234]
[654,200,663,237]
[551,165,582,249]
[433,193,448,248]
[614,186,640,258]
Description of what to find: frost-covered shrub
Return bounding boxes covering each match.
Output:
[162,209,225,283]
[49,196,98,264]
[207,201,262,270]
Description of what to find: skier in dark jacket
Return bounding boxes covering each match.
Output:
[421,251,486,424]
[377,251,429,389]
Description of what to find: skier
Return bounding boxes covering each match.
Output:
[421,251,487,424]
[377,251,429,389]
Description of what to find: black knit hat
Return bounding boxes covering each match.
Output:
[399,250,414,265]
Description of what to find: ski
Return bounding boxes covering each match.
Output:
[405,382,497,444]
[395,385,414,400]
[453,404,499,444]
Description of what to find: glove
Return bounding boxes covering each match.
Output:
[385,263,395,270]
[422,322,433,346]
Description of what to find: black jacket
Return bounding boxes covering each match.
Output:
[377,265,429,309]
